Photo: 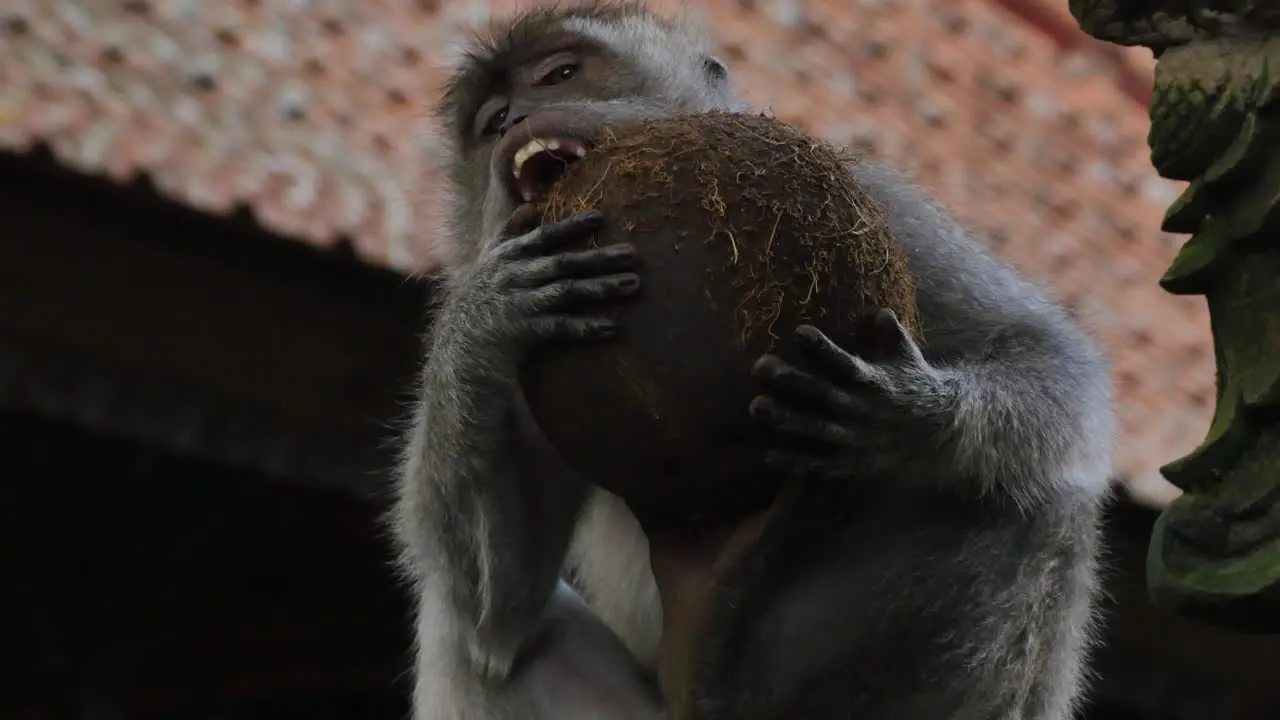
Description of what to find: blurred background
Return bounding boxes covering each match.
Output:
[1,1,1276,718]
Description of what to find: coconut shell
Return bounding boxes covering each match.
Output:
[526,111,919,524]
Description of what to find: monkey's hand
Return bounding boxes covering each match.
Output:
[443,207,640,361]
[748,309,957,483]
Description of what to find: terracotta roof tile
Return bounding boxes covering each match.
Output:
[3,0,457,266]
[0,0,1207,500]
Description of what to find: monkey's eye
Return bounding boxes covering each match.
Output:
[482,105,509,136]
[538,63,579,86]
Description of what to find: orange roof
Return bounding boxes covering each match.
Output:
[0,0,1209,499]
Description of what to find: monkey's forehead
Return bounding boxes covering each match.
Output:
[460,1,681,56]
[436,2,709,118]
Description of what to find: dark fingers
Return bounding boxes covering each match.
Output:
[748,396,855,447]
[521,274,641,311]
[763,450,839,482]
[523,315,620,341]
[504,245,638,288]
[502,210,604,258]
[751,354,867,417]
[793,325,890,393]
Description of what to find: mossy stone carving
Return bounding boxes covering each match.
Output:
[1071,0,1280,632]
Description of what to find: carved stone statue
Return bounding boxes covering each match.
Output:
[1070,0,1280,632]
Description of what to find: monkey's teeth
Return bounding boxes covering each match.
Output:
[511,138,589,179]
[512,139,551,178]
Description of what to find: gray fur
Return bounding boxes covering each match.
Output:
[692,163,1114,717]
[391,3,1114,719]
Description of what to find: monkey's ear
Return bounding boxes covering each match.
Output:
[703,55,729,82]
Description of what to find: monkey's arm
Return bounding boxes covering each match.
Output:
[688,322,1107,719]
[393,211,640,683]
[398,336,666,720]
[847,163,1113,507]
[396,355,590,677]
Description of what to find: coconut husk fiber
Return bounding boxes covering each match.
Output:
[524,111,920,524]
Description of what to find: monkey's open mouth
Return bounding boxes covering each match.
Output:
[511,137,589,202]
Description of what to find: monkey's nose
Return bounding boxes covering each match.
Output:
[499,113,528,137]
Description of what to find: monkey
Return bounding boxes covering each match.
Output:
[390,2,1115,719]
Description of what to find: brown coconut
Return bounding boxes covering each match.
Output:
[524,111,920,525]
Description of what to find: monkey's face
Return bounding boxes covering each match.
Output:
[440,8,740,266]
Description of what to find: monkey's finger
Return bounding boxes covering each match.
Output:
[522,275,641,312]
[498,203,542,240]
[503,210,605,259]
[565,274,642,302]
[751,354,869,418]
[748,396,855,447]
[504,246,638,288]
[872,309,927,366]
[794,324,861,374]
[522,315,620,341]
[764,451,842,482]
[794,325,891,394]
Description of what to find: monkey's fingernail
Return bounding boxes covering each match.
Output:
[606,244,636,257]
[617,275,640,290]
[752,354,781,375]
[763,450,791,469]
